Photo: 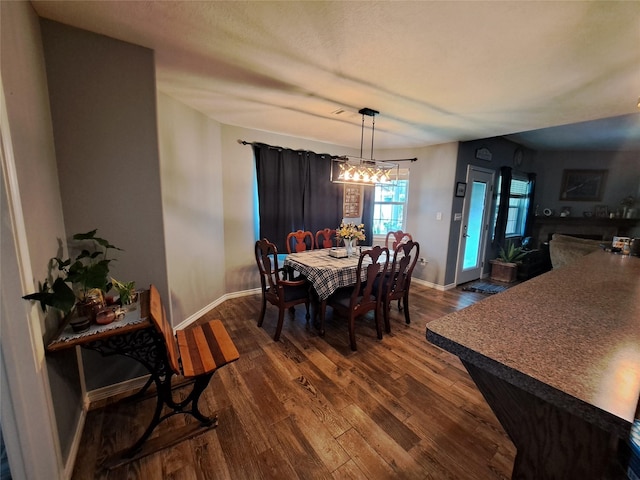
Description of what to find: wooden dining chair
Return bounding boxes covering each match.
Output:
[254,239,310,341]
[379,240,420,333]
[315,228,337,249]
[286,230,314,253]
[324,246,389,351]
[385,230,413,250]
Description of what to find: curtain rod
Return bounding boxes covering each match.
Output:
[237,139,417,162]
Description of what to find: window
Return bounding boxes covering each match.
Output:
[505,178,530,236]
[372,169,409,235]
[493,174,532,239]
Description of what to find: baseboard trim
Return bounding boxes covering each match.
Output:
[173,288,261,331]
[62,408,86,480]
[411,277,454,291]
[86,375,151,405]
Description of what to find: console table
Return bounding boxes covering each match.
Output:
[427,250,640,479]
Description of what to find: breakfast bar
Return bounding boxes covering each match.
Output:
[427,250,640,479]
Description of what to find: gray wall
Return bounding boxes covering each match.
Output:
[448,137,536,285]
[40,19,169,391]
[534,149,639,233]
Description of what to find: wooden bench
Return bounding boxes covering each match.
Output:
[105,285,239,468]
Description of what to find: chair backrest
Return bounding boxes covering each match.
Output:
[350,246,389,313]
[255,238,282,296]
[315,228,337,249]
[149,284,182,375]
[286,230,314,253]
[385,230,413,250]
[387,240,420,298]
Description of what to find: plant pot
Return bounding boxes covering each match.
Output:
[490,260,518,283]
[76,294,104,323]
[69,314,91,333]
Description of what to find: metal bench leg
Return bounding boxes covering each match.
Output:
[173,373,216,425]
[124,372,171,456]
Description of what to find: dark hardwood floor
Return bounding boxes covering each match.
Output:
[72,283,516,479]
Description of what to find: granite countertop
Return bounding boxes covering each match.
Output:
[427,250,640,437]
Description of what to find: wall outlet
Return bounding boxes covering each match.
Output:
[436,212,442,220]
[419,257,426,265]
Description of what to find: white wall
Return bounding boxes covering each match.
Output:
[1,1,73,476]
[157,93,226,322]
[220,125,359,293]
[218,127,460,291]
[402,143,459,287]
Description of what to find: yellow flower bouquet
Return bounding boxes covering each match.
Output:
[337,222,366,242]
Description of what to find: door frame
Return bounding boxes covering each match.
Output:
[455,165,495,285]
[1,75,63,479]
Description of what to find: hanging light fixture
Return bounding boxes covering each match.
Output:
[330,108,399,186]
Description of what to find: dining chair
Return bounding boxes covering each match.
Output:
[315,228,337,249]
[379,240,420,333]
[286,230,315,253]
[324,246,389,351]
[385,230,413,250]
[254,239,310,341]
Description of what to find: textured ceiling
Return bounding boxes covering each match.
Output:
[32,1,640,151]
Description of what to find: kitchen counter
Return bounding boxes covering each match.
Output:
[427,250,640,478]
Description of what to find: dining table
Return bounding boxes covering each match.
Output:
[284,247,384,333]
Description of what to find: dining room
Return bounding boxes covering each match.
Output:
[3,1,640,479]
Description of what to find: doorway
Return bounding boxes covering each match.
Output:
[455,166,494,284]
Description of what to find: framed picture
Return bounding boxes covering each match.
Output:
[595,205,609,218]
[559,169,607,201]
[343,186,361,218]
[455,182,467,197]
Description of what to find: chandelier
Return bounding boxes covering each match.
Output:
[330,108,399,186]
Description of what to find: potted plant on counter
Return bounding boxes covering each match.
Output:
[23,229,122,331]
[490,241,527,283]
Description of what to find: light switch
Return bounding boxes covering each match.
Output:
[436,212,442,220]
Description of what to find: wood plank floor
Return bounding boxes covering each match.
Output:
[72,283,516,479]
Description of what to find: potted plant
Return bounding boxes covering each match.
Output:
[23,229,122,331]
[111,277,137,311]
[490,242,527,283]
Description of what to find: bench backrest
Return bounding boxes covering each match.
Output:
[149,284,182,375]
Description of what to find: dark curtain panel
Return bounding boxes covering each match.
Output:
[523,172,537,238]
[493,166,512,247]
[254,144,342,252]
[361,186,374,245]
[254,144,307,252]
[304,152,344,236]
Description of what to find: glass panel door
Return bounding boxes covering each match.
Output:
[456,166,494,284]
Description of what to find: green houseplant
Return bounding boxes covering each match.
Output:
[490,241,527,283]
[23,230,122,327]
[111,277,137,309]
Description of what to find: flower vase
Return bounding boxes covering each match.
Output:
[346,239,354,257]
